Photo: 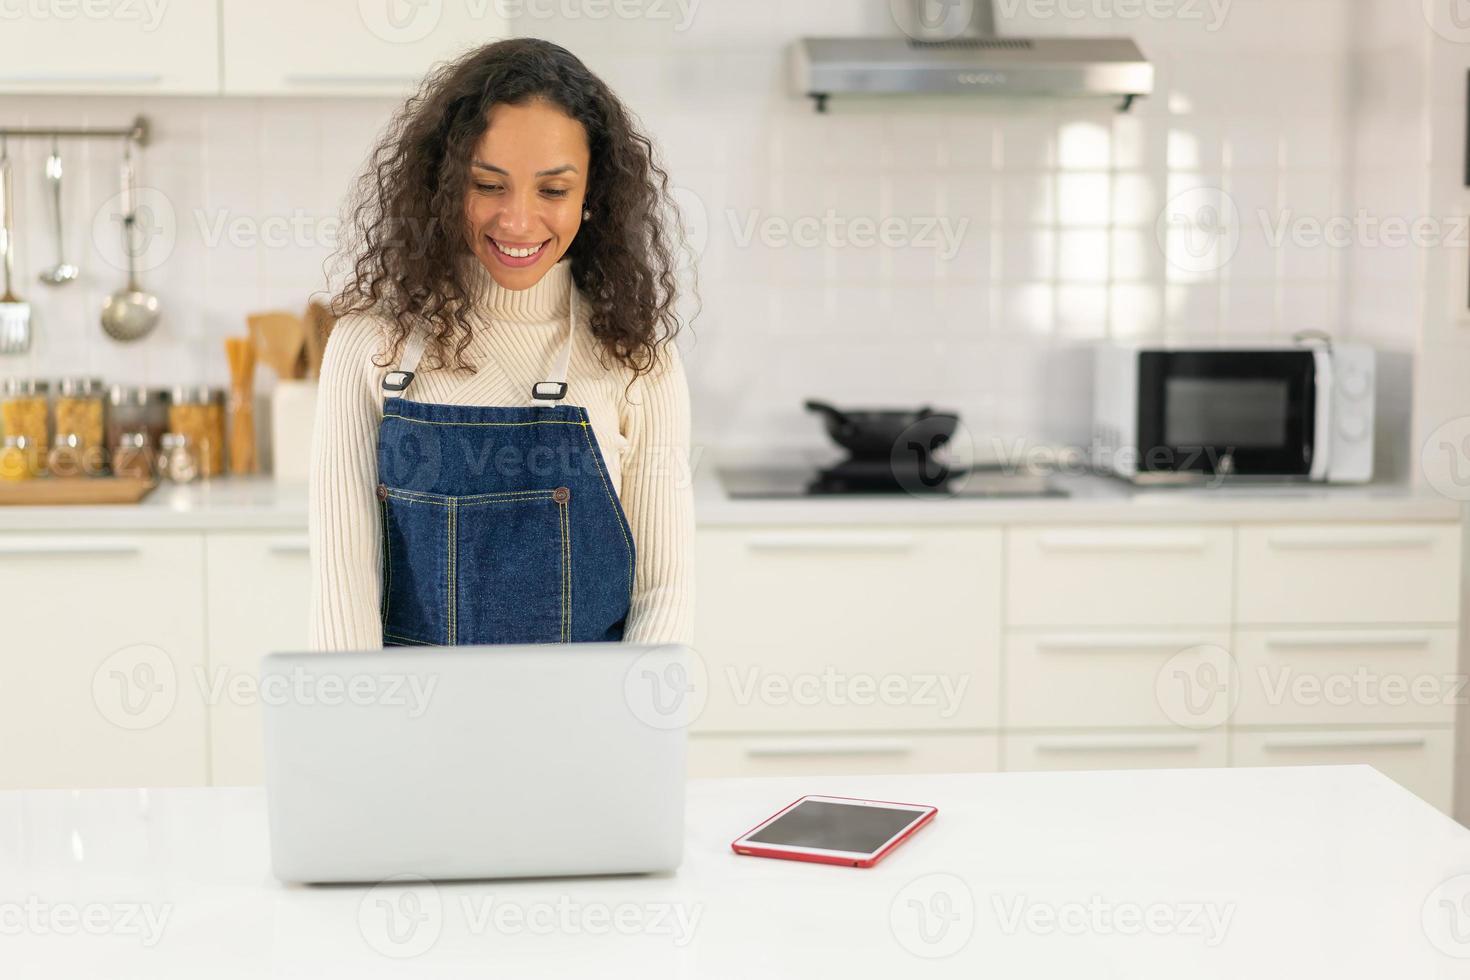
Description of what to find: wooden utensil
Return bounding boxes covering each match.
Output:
[304,300,335,380]
[225,335,257,474]
[247,312,306,380]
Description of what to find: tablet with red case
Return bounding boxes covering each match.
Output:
[730,795,937,868]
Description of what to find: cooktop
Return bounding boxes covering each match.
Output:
[718,461,1067,499]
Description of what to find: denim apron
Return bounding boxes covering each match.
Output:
[374,283,635,646]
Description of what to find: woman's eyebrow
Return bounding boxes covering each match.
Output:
[472,160,579,177]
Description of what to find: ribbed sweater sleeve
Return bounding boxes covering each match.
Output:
[619,341,696,649]
[307,314,385,652]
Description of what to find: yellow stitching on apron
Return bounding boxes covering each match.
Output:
[558,496,570,642]
[382,414,587,428]
[379,493,392,631]
[384,487,556,506]
[578,415,634,605]
[447,497,457,645]
[384,629,430,645]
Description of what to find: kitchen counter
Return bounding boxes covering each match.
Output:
[0,450,1459,532]
[2,766,1466,978]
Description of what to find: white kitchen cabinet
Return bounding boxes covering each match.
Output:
[1002,731,1229,772]
[1005,630,1233,729]
[1232,628,1460,727]
[1236,524,1461,625]
[221,0,507,96]
[688,733,999,779]
[0,2,219,94]
[1230,729,1455,813]
[693,526,1002,732]
[204,532,313,785]
[0,533,208,788]
[1007,525,1233,627]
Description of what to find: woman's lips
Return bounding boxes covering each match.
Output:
[487,236,549,269]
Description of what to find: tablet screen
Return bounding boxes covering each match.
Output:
[746,800,925,854]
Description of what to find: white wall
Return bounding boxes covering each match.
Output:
[0,0,1429,459]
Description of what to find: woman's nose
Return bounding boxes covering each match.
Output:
[493,193,537,236]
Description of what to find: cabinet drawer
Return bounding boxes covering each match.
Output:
[1230,728,1454,813]
[1006,630,1233,728]
[205,532,313,785]
[1007,525,1233,627]
[1237,523,1460,624]
[1233,629,1461,727]
[0,533,208,788]
[1003,731,1229,772]
[688,733,999,778]
[693,527,1001,731]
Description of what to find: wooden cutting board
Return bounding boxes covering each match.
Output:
[0,477,157,505]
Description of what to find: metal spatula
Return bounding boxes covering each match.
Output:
[0,140,32,354]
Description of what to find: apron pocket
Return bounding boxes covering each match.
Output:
[380,486,570,646]
[453,488,570,645]
[379,487,452,646]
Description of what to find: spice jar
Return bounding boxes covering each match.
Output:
[1,378,49,471]
[0,435,34,480]
[107,385,169,463]
[55,377,106,457]
[112,430,155,480]
[168,386,226,478]
[160,432,199,483]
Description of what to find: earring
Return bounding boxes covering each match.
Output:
[582,208,592,221]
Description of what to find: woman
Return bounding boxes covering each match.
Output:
[308,38,694,651]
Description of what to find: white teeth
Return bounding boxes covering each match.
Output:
[492,239,544,259]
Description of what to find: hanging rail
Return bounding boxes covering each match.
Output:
[0,115,148,147]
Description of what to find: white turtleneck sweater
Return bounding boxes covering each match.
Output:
[307,259,694,651]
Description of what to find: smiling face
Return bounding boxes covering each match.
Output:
[463,99,591,290]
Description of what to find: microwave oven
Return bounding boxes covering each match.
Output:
[1092,341,1375,483]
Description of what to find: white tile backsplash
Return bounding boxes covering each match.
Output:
[0,1,1431,455]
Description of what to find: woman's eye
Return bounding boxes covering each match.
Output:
[475,183,501,193]
[542,188,570,199]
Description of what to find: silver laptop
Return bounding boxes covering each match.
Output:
[261,643,689,883]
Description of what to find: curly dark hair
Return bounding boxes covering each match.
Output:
[331,37,688,383]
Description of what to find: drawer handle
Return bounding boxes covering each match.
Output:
[1265,531,1438,551]
[1034,735,1201,753]
[1035,531,1208,554]
[281,73,420,86]
[1035,634,1215,653]
[0,539,142,557]
[0,73,163,84]
[745,739,915,758]
[744,532,915,554]
[1261,733,1427,751]
[267,537,311,555]
[1264,631,1434,651]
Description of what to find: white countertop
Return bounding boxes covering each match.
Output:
[2,766,1467,978]
[0,450,1459,531]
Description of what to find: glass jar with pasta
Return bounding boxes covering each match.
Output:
[1,379,50,475]
[168,386,226,478]
[55,377,107,473]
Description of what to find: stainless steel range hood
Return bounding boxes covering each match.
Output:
[792,0,1153,112]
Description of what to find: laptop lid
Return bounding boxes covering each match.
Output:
[262,643,690,883]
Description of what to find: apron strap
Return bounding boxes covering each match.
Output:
[383,270,578,403]
[381,326,427,398]
[531,277,576,402]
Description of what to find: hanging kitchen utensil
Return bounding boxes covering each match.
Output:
[100,146,160,342]
[0,138,32,354]
[38,138,77,286]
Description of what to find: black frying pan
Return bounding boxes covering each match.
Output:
[804,399,958,459]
